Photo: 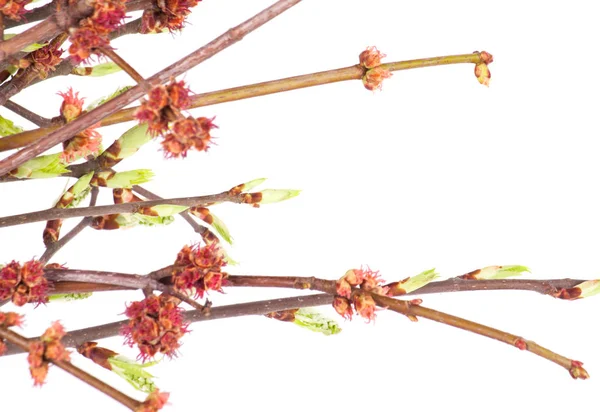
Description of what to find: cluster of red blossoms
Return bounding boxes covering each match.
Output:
[141,0,201,33]
[172,243,227,298]
[58,88,102,162]
[135,80,217,158]
[0,312,24,355]
[69,0,127,63]
[0,0,30,20]
[359,46,392,91]
[28,321,71,386]
[332,267,391,322]
[0,260,49,306]
[122,294,189,361]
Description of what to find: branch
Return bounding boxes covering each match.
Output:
[3,100,53,127]
[0,52,487,153]
[0,190,246,228]
[0,0,303,176]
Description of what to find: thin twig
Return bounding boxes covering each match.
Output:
[3,100,53,127]
[97,46,150,90]
[40,187,99,263]
[0,52,486,153]
[0,190,247,228]
[0,327,141,410]
[0,0,303,176]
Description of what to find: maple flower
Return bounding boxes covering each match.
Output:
[161,116,217,158]
[362,66,393,91]
[29,42,64,79]
[58,88,85,123]
[61,128,103,163]
[0,260,49,306]
[172,243,227,298]
[0,312,24,356]
[136,390,170,412]
[332,296,353,320]
[352,292,377,322]
[0,0,30,20]
[359,46,386,69]
[135,80,192,136]
[89,0,127,34]
[27,321,71,386]
[122,294,189,361]
[140,0,200,33]
[68,25,110,64]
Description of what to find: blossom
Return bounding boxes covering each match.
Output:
[359,46,386,69]
[0,312,24,356]
[61,128,103,163]
[68,25,110,64]
[27,321,70,386]
[58,88,85,123]
[29,42,64,78]
[140,0,200,33]
[0,260,49,306]
[352,292,377,322]
[362,66,392,91]
[135,80,192,136]
[136,390,170,412]
[332,296,353,320]
[122,294,189,361]
[0,0,30,20]
[172,243,227,298]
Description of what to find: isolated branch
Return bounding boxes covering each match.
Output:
[0,0,303,176]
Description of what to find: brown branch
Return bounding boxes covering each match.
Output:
[0,190,250,228]
[0,52,486,154]
[0,0,302,176]
[97,46,150,90]
[3,100,53,127]
[2,293,334,356]
[40,187,99,263]
[0,326,141,410]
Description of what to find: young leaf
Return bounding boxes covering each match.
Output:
[0,115,24,137]
[242,178,267,192]
[257,189,301,204]
[461,265,530,280]
[293,308,342,336]
[48,293,93,302]
[108,356,158,393]
[87,62,123,77]
[9,153,69,179]
[104,169,155,188]
[207,211,233,244]
[390,268,440,295]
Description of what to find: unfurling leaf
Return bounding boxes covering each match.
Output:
[0,115,24,137]
[389,268,440,295]
[256,189,301,204]
[86,86,134,111]
[109,356,158,393]
[207,211,233,244]
[88,62,123,77]
[9,153,69,179]
[293,308,342,336]
[460,265,530,280]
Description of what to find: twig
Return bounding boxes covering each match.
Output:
[3,100,53,127]
[2,293,334,356]
[40,187,99,263]
[0,190,247,228]
[0,0,303,176]
[97,46,150,90]
[0,52,487,153]
[0,327,141,410]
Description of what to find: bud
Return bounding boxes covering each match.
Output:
[553,279,600,300]
[293,308,342,336]
[9,153,69,179]
[332,296,353,320]
[352,292,377,322]
[359,46,386,69]
[569,360,590,380]
[475,63,491,87]
[459,265,529,280]
[362,66,392,91]
[388,268,439,295]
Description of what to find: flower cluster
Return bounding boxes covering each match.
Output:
[172,243,227,298]
[24,41,64,79]
[0,260,49,306]
[332,267,390,322]
[122,294,189,361]
[0,0,30,20]
[141,0,201,33]
[0,312,24,355]
[135,80,215,157]
[474,51,493,87]
[28,321,71,386]
[57,89,102,162]
[359,46,392,91]
[136,390,170,412]
[68,0,127,63]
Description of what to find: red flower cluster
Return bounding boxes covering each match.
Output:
[136,390,170,412]
[0,312,24,356]
[68,0,127,63]
[141,0,201,33]
[359,46,392,91]
[28,321,71,386]
[26,41,64,79]
[332,267,390,322]
[0,260,49,307]
[161,116,216,158]
[122,294,189,361]
[0,0,30,20]
[135,80,192,136]
[172,243,227,298]
[57,89,102,162]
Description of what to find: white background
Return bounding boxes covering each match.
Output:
[1,0,599,411]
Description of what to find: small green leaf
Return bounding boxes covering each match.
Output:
[207,211,233,244]
[89,62,123,77]
[108,356,158,393]
[257,189,301,204]
[242,178,267,191]
[105,169,154,188]
[147,204,189,217]
[393,268,440,294]
[0,115,24,137]
[71,172,95,196]
[131,214,177,227]
[86,86,133,111]
[10,153,69,179]
[293,308,342,336]
[3,33,47,52]
[48,292,93,302]
[571,279,600,299]
[468,265,530,280]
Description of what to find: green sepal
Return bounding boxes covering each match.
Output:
[108,356,158,393]
[258,189,301,204]
[0,115,24,137]
[293,308,342,336]
[86,86,133,111]
[10,153,69,179]
[48,292,93,302]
